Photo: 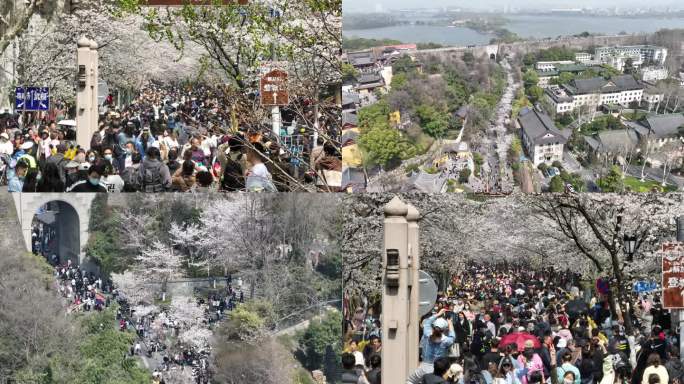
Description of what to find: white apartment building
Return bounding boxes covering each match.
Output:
[595,45,668,66]
[545,75,644,114]
[641,67,669,83]
[518,109,569,166]
[535,61,574,71]
[575,52,592,63]
[642,87,664,110]
[603,53,642,71]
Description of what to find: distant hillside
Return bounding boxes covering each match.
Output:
[343,13,405,30]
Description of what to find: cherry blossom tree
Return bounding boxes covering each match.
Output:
[137,239,184,301]
[179,325,213,349]
[111,270,154,306]
[5,0,207,105]
[529,193,684,334]
[0,0,66,55]
[169,295,206,327]
[342,193,684,335]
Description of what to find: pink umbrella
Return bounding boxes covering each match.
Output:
[499,332,541,350]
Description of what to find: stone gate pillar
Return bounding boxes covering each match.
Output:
[382,196,410,384]
[406,203,421,372]
[76,37,98,149]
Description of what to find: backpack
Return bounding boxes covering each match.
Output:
[122,166,141,192]
[141,161,165,192]
[468,372,486,384]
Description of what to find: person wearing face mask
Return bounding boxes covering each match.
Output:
[8,159,29,192]
[117,123,135,171]
[67,164,107,192]
[135,127,157,158]
[35,162,64,192]
[101,162,125,193]
[456,311,473,354]
[498,358,522,384]
[86,150,99,164]
[518,340,544,384]
[162,130,179,151]
[557,351,581,384]
[102,148,115,166]
[123,142,136,169]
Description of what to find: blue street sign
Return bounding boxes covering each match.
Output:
[633,281,658,293]
[15,87,49,111]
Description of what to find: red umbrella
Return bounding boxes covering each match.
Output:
[499,332,541,350]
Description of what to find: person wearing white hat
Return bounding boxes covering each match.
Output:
[408,308,456,384]
[0,132,12,156]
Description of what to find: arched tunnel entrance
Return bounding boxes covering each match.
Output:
[32,201,80,266]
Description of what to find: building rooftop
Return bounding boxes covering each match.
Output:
[404,170,447,194]
[518,109,568,146]
[341,129,359,147]
[643,114,684,138]
[585,129,639,153]
[342,111,358,127]
[357,73,383,85]
[342,167,366,192]
[555,64,588,73]
[347,51,377,67]
[454,105,468,119]
[342,91,360,107]
[565,75,641,95]
[545,86,573,103]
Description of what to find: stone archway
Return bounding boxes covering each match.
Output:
[485,44,499,60]
[12,193,95,265]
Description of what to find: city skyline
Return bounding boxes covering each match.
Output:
[343,0,684,12]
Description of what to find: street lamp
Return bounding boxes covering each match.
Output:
[623,234,637,261]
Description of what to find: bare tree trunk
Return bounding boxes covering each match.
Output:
[609,251,635,335]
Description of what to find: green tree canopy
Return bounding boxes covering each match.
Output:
[597,165,624,192]
[527,85,544,103]
[549,175,565,192]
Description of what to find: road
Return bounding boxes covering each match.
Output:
[472,57,519,194]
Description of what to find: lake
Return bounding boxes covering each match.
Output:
[344,15,684,46]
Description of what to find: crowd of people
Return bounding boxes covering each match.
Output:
[343,264,678,384]
[342,298,383,384]
[32,220,247,384]
[112,279,245,384]
[0,82,341,192]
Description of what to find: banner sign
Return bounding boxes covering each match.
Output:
[15,87,49,111]
[633,281,658,293]
[661,242,684,309]
[260,69,289,106]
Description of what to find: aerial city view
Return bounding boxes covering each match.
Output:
[342,0,684,193]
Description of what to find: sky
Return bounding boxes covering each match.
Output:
[343,0,684,12]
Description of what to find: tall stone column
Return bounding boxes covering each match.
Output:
[382,196,409,384]
[76,37,98,149]
[406,203,421,373]
[90,40,99,139]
